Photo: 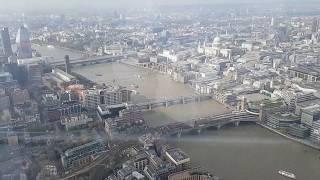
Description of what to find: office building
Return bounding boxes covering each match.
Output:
[83,86,131,110]
[168,170,214,180]
[133,152,149,171]
[165,148,191,171]
[266,112,300,129]
[65,55,71,74]
[42,100,82,122]
[312,17,319,33]
[288,124,310,139]
[0,88,10,110]
[61,140,104,169]
[0,71,17,89]
[27,64,42,85]
[61,114,93,130]
[11,88,30,106]
[16,25,32,59]
[0,27,13,57]
[288,65,320,82]
[311,120,320,144]
[301,106,320,127]
[144,155,177,180]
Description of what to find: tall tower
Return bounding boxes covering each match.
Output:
[312,17,319,33]
[16,25,32,59]
[1,27,13,57]
[270,17,274,27]
[65,55,70,74]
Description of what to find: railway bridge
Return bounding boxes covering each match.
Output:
[156,111,259,137]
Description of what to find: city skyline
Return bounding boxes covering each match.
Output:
[0,0,317,12]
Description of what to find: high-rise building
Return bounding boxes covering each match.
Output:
[0,27,13,57]
[65,55,71,74]
[312,17,319,33]
[27,63,42,85]
[16,25,32,59]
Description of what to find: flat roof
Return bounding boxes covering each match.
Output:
[165,148,190,166]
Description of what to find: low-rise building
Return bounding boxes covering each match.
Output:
[165,148,191,171]
[61,140,104,170]
[311,120,320,144]
[301,106,320,127]
[288,123,310,138]
[266,112,300,129]
[83,86,131,110]
[168,170,214,180]
[61,114,93,130]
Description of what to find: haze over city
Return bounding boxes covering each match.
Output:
[1,0,320,180]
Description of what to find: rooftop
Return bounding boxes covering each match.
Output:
[165,148,190,166]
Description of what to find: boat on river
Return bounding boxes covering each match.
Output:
[278,170,296,179]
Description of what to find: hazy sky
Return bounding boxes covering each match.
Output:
[0,0,316,12]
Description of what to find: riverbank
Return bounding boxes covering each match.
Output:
[257,122,320,151]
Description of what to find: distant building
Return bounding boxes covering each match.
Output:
[288,65,320,82]
[83,86,131,110]
[165,148,191,171]
[301,106,320,127]
[26,63,42,85]
[0,27,13,57]
[37,164,58,179]
[197,37,235,59]
[11,88,30,106]
[168,170,214,180]
[312,17,319,33]
[61,114,93,130]
[103,107,145,137]
[0,88,10,110]
[288,123,310,139]
[133,152,149,171]
[61,140,104,169]
[144,155,177,180]
[0,72,18,89]
[311,120,320,144]
[16,25,32,59]
[266,112,300,129]
[7,132,19,146]
[65,55,70,74]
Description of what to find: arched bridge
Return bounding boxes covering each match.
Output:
[128,95,212,111]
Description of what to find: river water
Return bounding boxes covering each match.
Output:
[38,46,320,180]
[32,44,85,61]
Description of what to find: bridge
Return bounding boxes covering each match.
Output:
[155,111,259,137]
[50,55,124,67]
[128,95,213,111]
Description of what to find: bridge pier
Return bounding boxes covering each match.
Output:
[182,97,185,104]
[165,101,169,107]
[217,123,221,130]
[148,104,152,111]
[234,121,240,127]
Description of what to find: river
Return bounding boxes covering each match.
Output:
[37,46,320,180]
[32,44,85,61]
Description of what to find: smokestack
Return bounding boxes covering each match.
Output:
[65,55,70,74]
